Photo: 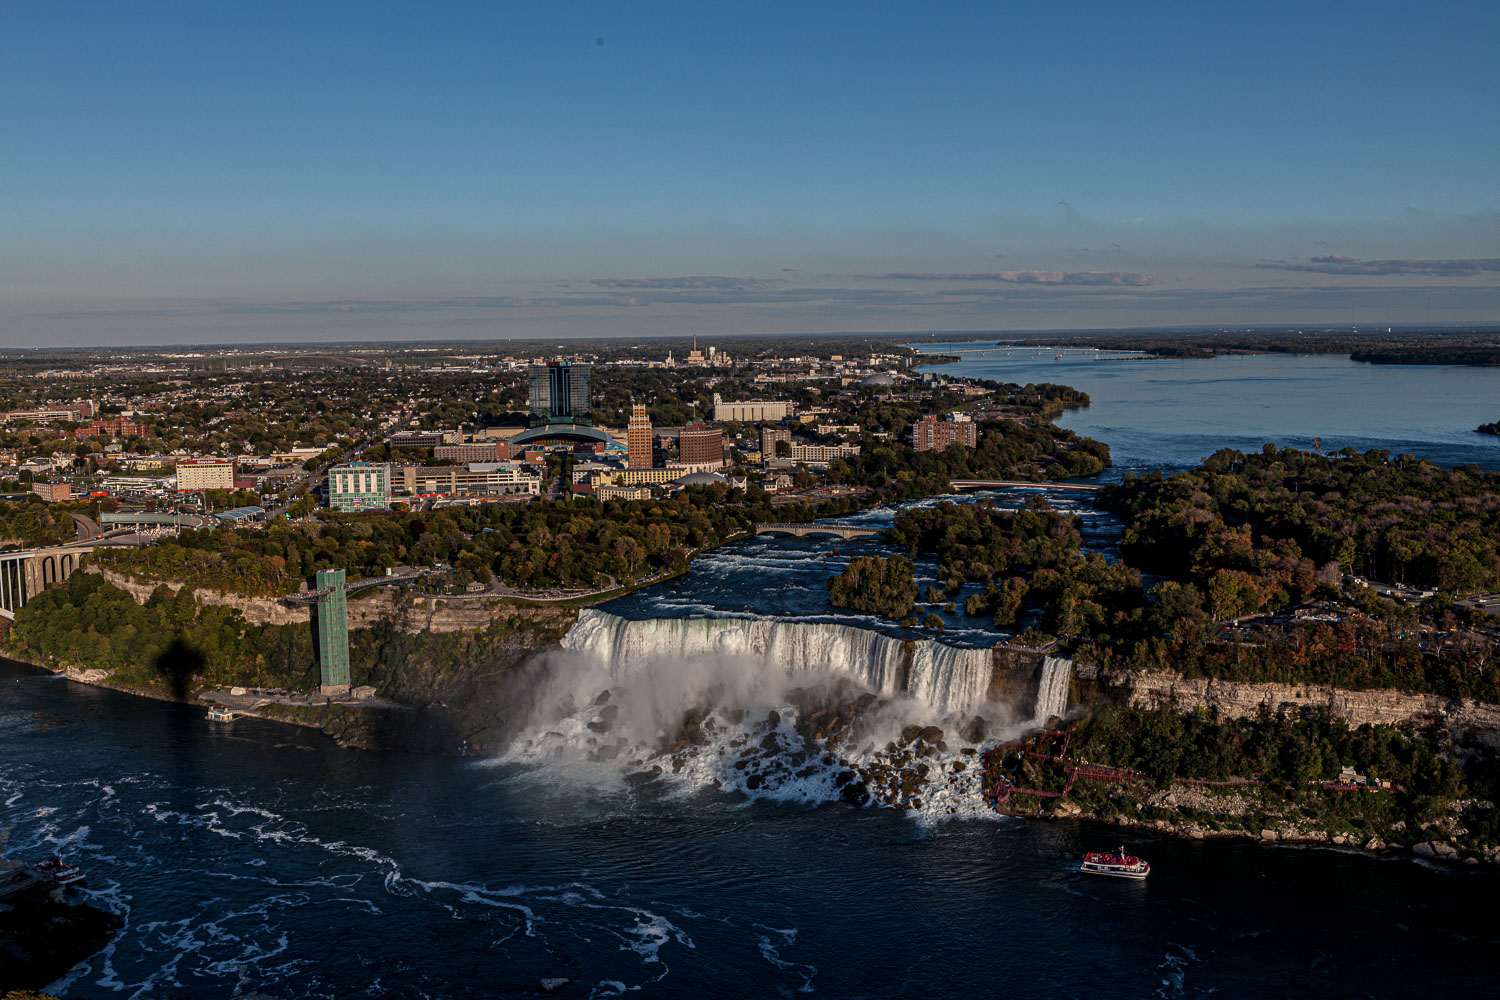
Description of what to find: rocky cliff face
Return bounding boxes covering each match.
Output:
[1104,668,1500,747]
[91,567,572,635]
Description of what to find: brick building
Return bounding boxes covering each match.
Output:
[910,414,978,452]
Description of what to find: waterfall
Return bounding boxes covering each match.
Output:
[1032,655,1073,724]
[561,609,995,716]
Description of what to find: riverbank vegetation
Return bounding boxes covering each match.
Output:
[985,705,1499,858]
[1480,420,1500,436]
[3,571,566,752]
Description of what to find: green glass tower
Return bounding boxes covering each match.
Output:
[315,568,350,695]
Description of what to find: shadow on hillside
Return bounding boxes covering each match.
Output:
[153,638,204,701]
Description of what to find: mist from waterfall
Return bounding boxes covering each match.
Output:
[501,610,1072,821]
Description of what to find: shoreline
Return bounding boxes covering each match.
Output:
[993,799,1497,868]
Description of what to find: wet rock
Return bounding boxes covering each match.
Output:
[1363,837,1385,851]
[594,744,620,762]
[959,716,988,744]
[961,747,978,756]
[1413,842,1435,858]
[1432,843,1458,858]
[1259,829,1278,841]
[767,710,781,728]
[1051,799,1082,818]
[746,773,764,790]
[759,732,781,752]
[919,726,944,744]
[540,977,572,995]
[593,690,611,706]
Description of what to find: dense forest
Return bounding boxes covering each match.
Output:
[826,555,919,618]
[887,500,1144,640]
[1105,446,1500,598]
[870,464,1499,700]
[94,492,800,595]
[959,327,1500,365]
[994,705,1500,850]
[0,499,79,547]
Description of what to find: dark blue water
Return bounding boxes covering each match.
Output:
[914,345,1500,470]
[4,661,1497,999]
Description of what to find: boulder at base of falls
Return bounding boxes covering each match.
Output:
[959,716,988,743]
[1413,842,1435,858]
[919,726,944,744]
[540,978,572,995]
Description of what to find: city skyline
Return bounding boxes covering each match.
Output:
[3,1,1497,345]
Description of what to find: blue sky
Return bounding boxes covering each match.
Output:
[2,1,1497,344]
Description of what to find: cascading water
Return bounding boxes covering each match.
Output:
[561,609,995,716]
[1033,655,1073,724]
[508,610,1070,822]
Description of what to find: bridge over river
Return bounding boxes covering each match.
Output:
[754,523,882,540]
[948,480,1101,492]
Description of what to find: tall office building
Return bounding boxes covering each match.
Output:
[627,403,653,469]
[527,361,593,426]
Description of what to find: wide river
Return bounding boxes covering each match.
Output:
[4,660,1498,998]
[912,344,1500,472]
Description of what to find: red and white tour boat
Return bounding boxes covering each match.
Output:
[1080,847,1150,880]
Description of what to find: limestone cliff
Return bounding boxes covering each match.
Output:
[89,566,576,635]
[1102,667,1500,747]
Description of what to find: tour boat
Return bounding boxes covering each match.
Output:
[1080,847,1150,880]
[36,856,86,887]
[205,708,237,722]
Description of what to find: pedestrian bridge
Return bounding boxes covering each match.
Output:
[755,522,882,540]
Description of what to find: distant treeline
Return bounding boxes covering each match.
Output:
[942,328,1500,366]
[1479,421,1500,436]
